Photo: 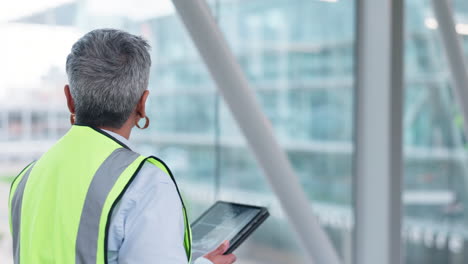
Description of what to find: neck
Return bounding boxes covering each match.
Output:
[100,127,130,139]
[98,122,133,140]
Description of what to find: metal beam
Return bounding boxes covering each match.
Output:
[431,0,468,160]
[170,0,341,263]
[354,0,404,264]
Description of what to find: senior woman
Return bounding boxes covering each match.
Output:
[9,29,236,264]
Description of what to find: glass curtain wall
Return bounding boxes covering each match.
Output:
[403,0,468,263]
[214,1,355,263]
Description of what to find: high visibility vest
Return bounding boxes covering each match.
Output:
[8,125,192,264]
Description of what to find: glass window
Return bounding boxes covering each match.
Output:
[31,111,49,139]
[0,111,5,139]
[212,1,355,262]
[7,111,23,141]
[404,0,468,263]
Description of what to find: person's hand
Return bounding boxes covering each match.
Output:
[203,240,237,264]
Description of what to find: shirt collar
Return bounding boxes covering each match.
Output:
[101,129,135,151]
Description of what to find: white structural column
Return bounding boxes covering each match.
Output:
[354,0,404,264]
[431,0,468,146]
[171,0,341,263]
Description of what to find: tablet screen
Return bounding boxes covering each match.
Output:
[191,202,263,260]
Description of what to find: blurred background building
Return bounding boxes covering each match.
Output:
[2,0,468,263]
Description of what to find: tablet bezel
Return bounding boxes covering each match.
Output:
[190,201,270,256]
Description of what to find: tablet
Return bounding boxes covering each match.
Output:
[191,201,270,260]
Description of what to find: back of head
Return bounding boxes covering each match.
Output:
[66,29,151,128]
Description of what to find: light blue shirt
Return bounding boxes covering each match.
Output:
[104,130,212,264]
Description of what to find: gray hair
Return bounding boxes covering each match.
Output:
[66,29,151,128]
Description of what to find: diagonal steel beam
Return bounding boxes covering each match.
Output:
[170,0,341,263]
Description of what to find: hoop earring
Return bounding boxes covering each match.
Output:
[70,114,76,125]
[136,116,150,129]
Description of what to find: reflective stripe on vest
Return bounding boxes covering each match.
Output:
[9,125,192,263]
[10,163,35,264]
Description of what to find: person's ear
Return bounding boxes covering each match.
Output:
[64,85,75,114]
[136,90,150,118]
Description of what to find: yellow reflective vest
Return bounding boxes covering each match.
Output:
[9,125,192,263]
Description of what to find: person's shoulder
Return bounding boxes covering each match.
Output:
[122,157,175,199]
[139,158,174,185]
